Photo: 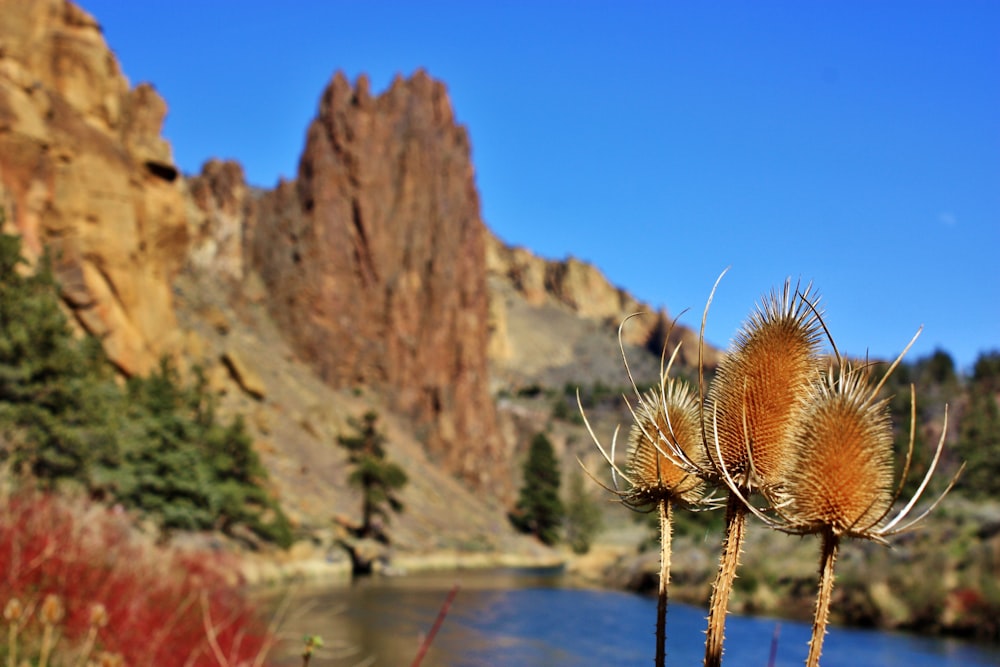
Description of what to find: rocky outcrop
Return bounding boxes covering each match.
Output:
[0,0,186,375]
[249,71,506,496]
[486,233,721,374]
[186,159,252,281]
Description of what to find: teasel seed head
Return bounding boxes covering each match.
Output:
[729,329,965,544]
[623,377,709,508]
[784,363,896,537]
[3,598,23,623]
[706,278,823,496]
[88,602,109,629]
[40,593,64,625]
[579,312,717,511]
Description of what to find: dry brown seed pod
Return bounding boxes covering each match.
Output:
[579,314,716,511]
[784,364,896,536]
[705,278,823,496]
[624,379,707,508]
[3,598,23,622]
[40,594,64,625]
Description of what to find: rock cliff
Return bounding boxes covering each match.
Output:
[0,0,716,529]
[0,0,187,376]
[486,233,721,387]
[247,71,506,494]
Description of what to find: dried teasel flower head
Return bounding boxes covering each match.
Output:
[40,593,64,625]
[89,602,109,628]
[729,330,964,544]
[623,376,709,508]
[783,363,896,535]
[3,598,23,622]
[580,313,716,510]
[706,278,823,496]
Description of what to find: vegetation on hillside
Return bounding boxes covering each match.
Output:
[0,225,291,547]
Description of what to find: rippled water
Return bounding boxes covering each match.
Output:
[269,568,999,666]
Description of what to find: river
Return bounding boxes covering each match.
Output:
[267,568,999,666]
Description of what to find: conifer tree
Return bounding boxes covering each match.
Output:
[338,411,408,542]
[511,431,564,545]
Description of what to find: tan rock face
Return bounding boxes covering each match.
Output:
[485,231,723,377]
[249,71,507,495]
[0,0,187,375]
[186,159,251,280]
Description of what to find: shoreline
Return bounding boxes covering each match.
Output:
[240,544,567,589]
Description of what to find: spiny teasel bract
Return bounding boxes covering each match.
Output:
[704,278,825,499]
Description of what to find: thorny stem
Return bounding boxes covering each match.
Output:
[704,494,747,667]
[807,530,840,667]
[7,622,17,667]
[656,498,673,667]
[38,623,56,667]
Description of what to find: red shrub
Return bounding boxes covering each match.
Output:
[0,489,275,666]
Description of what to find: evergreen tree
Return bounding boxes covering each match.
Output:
[118,360,292,546]
[0,230,119,484]
[338,411,408,542]
[511,431,564,545]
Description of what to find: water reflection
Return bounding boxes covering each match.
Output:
[267,568,999,667]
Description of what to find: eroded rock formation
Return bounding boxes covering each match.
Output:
[0,0,186,375]
[249,71,507,494]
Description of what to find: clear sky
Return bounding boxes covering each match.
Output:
[80,1,999,372]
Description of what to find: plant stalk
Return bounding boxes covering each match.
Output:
[656,497,673,667]
[704,493,748,667]
[807,530,840,667]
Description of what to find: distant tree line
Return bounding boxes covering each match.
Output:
[0,224,291,547]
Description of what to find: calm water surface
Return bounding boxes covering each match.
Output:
[269,568,999,666]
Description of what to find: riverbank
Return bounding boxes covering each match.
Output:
[238,538,565,588]
[572,497,1000,644]
[236,495,998,644]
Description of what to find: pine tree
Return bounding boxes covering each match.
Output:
[337,411,408,542]
[511,431,564,545]
[0,230,120,484]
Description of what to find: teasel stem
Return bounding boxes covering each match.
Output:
[704,493,747,667]
[656,497,672,667]
[807,528,840,667]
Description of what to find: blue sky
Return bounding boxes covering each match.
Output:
[80,1,998,372]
